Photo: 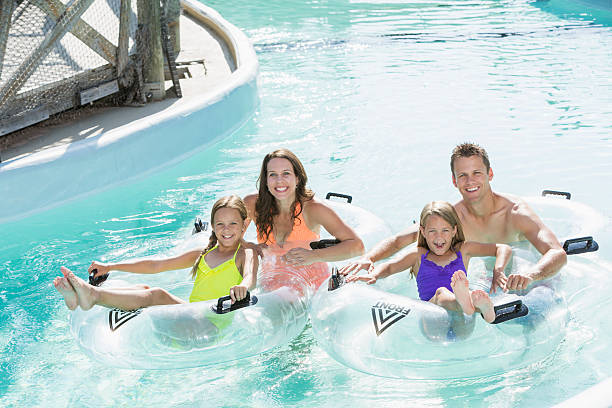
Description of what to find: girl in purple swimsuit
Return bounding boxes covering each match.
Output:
[346,201,512,323]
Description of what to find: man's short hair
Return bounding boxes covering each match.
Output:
[450,143,491,175]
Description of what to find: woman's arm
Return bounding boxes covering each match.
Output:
[241,193,266,257]
[242,193,258,232]
[284,199,364,265]
[88,249,203,278]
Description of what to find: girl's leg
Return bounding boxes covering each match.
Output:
[54,276,78,310]
[450,270,475,315]
[471,290,496,323]
[62,267,184,311]
[429,287,463,313]
[109,284,151,290]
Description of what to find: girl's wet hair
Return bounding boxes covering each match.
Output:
[190,195,247,279]
[255,148,314,243]
[411,201,465,278]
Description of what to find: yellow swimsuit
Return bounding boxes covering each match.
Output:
[189,244,243,329]
[189,244,243,302]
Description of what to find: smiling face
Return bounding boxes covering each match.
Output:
[266,157,298,202]
[420,214,457,256]
[452,155,494,204]
[212,207,246,247]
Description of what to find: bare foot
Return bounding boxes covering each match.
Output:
[450,270,475,315]
[54,276,78,310]
[62,267,98,311]
[472,290,496,323]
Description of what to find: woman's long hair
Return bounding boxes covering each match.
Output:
[190,195,248,279]
[255,149,314,243]
[411,201,465,278]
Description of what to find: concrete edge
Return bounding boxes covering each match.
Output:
[0,2,259,224]
[0,1,257,171]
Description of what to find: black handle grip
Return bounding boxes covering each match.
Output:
[563,236,599,255]
[542,190,571,200]
[192,218,208,234]
[491,299,529,324]
[328,266,345,291]
[88,268,109,287]
[310,239,341,249]
[325,192,353,203]
[211,291,257,314]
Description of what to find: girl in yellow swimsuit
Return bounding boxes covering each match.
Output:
[243,148,365,288]
[53,195,258,313]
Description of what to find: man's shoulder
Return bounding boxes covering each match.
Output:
[494,192,527,214]
[494,192,544,233]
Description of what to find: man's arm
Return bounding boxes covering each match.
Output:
[339,224,418,275]
[506,204,567,290]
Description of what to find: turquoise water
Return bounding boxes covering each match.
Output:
[2,0,612,406]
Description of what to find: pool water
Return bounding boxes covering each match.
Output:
[2,0,612,406]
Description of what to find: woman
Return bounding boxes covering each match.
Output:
[244,149,364,287]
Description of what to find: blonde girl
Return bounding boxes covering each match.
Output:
[54,195,258,311]
[347,201,512,323]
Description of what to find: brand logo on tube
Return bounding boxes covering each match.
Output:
[108,308,142,331]
[371,300,410,336]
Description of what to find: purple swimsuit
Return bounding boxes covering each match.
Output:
[416,250,466,301]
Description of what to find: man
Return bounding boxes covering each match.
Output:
[341,143,567,292]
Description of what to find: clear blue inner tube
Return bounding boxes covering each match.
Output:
[310,194,602,379]
[70,198,392,369]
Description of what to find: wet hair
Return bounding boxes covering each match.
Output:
[412,201,465,277]
[190,195,247,279]
[255,148,314,243]
[450,142,491,175]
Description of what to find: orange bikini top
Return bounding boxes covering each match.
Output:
[257,202,319,245]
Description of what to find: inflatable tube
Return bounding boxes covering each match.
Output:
[310,194,601,379]
[310,266,568,379]
[70,263,314,370]
[70,199,391,369]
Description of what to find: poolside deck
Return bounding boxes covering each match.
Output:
[0,0,258,224]
[0,9,235,163]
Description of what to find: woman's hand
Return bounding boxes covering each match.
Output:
[281,247,319,266]
[230,284,249,303]
[88,261,111,277]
